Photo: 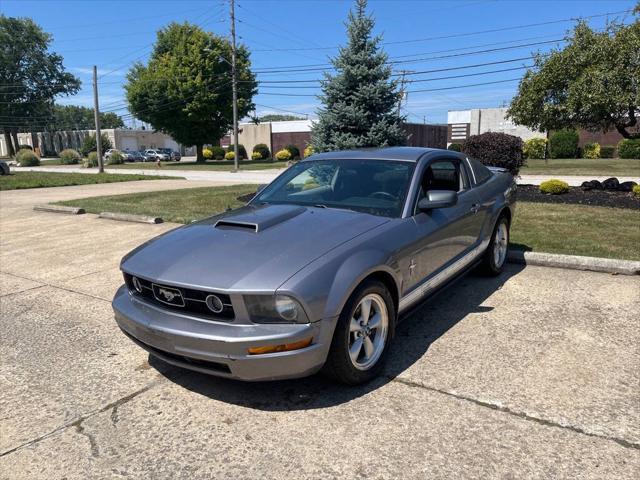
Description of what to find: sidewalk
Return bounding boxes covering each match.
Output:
[14,165,639,186]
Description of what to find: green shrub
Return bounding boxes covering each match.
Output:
[225,151,235,160]
[600,145,616,158]
[284,144,300,159]
[227,144,247,159]
[81,133,112,156]
[252,143,270,160]
[617,139,640,159]
[549,129,579,158]
[303,145,314,158]
[523,138,547,159]
[203,148,213,160]
[84,151,99,168]
[251,151,262,161]
[275,149,292,161]
[540,179,570,195]
[582,142,600,159]
[447,143,463,152]
[16,148,40,166]
[18,144,33,151]
[633,184,640,197]
[107,151,124,165]
[211,146,225,160]
[59,148,81,165]
[462,132,524,175]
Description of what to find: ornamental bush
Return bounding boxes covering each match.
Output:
[84,151,99,168]
[107,151,124,165]
[461,132,524,175]
[211,146,225,160]
[18,144,33,151]
[633,184,640,197]
[275,149,292,161]
[617,139,640,159]
[252,143,270,160]
[284,144,300,159]
[599,145,616,158]
[540,179,570,195]
[251,151,262,160]
[227,144,247,159]
[203,148,213,160]
[447,143,462,152]
[16,148,40,166]
[59,149,81,165]
[549,129,579,158]
[583,142,600,159]
[303,145,314,158]
[523,138,547,159]
[81,133,112,156]
[224,151,235,160]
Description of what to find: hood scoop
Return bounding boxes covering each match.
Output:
[214,205,306,233]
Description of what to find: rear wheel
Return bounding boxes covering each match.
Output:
[479,215,510,276]
[323,280,395,385]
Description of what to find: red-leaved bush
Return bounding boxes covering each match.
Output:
[462,132,525,175]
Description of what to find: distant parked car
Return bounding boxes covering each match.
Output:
[126,151,145,162]
[104,149,118,160]
[144,149,169,161]
[159,148,181,161]
[0,160,9,175]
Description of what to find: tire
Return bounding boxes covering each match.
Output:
[323,280,395,385]
[478,214,510,276]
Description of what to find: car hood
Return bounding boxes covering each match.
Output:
[121,204,389,291]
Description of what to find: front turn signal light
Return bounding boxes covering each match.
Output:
[248,337,313,355]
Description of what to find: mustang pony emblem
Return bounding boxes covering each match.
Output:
[158,288,179,302]
[152,284,185,306]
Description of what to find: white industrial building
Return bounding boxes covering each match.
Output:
[447,107,542,146]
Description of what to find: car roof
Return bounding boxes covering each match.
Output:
[304,146,451,163]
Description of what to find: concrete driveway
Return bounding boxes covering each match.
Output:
[1,182,639,479]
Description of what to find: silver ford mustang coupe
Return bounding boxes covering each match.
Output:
[113,147,516,384]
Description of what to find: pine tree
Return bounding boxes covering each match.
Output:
[311,0,405,151]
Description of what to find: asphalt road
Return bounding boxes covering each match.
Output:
[1,182,639,479]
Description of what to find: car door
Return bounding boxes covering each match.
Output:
[402,156,484,294]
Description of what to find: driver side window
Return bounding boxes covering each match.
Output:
[414,159,466,214]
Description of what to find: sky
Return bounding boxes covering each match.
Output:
[1,0,636,125]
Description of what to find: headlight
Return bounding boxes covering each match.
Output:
[244,294,309,324]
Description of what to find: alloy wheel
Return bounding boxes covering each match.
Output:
[348,293,389,370]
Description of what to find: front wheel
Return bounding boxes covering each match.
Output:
[323,280,395,385]
[478,215,510,276]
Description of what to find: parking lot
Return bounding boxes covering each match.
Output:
[1,181,639,479]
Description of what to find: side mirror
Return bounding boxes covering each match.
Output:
[418,190,457,211]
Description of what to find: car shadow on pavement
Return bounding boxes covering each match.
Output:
[151,264,526,410]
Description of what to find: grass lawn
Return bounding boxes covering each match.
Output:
[0,171,183,191]
[58,184,257,224]
[109,159,289,171]
[57,184,640,260]
[511,202,639,260]
[520,158,640,176]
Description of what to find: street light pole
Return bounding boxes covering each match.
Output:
[92,65,104,173]
[230,0,239,172]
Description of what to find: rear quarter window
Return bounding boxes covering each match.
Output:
[468,158,493,185]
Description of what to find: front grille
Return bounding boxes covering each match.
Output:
[123,273,234,321]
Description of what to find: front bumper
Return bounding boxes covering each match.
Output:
[112,285,336,381]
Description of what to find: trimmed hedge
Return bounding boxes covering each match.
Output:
[284,144,300,159]
[523,138,547,159]
[617,139,640,159]
[447,143,462,152]
[225,151,236,160]
[633,184,640,197]
[275,149,292,161]
[252,143,270,160]
[227,144,247,159]
[549,129,579,158]
[583,142,600,159]
[251,152,262,160]
[461,132,524,175]
[540,179,570,195]
[84,151,99,168]
[303,145,314,158]
[16,148,40,166]
[203,148,213,160]
[59,149,81,165]
[211,146,225,160]
[600,145,616,158]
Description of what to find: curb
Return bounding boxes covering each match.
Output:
[507,250,640,276]
[34,204,85,215]
[98,212,163,224]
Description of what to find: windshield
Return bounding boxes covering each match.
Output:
[252,159,414,218]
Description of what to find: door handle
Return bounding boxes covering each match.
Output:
[470,203,480,213]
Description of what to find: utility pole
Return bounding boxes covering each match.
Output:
[397,70,408,117]
[92,65,104,173]
[230,0,239,172]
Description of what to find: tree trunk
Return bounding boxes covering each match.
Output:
[196,144,204,162]
[3,129,15,157]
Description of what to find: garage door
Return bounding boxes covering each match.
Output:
[119,137,138,152]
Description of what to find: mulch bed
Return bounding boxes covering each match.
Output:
[517,185,640,210]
